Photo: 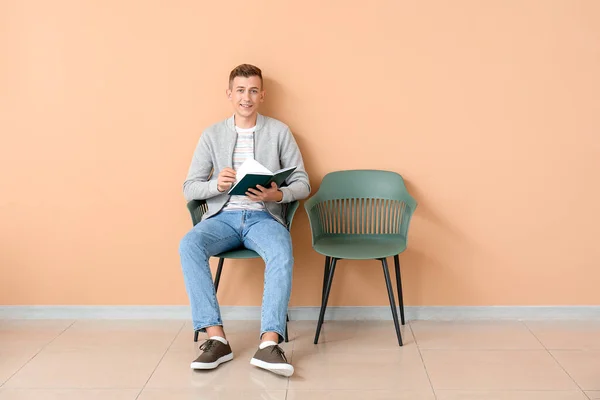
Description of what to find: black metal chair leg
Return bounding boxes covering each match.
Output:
[321,256,330,306]
[194,330,199,342]
[394,254,405,325]
[314,258,337,344]
[214,258,225,293]
[382,258,403,346]
[284,315,289,343]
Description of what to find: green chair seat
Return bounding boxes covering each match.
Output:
[215,248,261,259]
[313,235,407,260]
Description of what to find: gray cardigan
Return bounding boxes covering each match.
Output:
[183,114,311,225]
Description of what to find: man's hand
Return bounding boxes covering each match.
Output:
[246,182,283,202]
[217,168,236,193]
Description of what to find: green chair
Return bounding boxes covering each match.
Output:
[186,200,299,343]
[304,170,417,346]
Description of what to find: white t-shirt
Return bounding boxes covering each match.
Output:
[221,125,265,211]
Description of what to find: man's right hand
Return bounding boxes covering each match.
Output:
[217,168,237,193]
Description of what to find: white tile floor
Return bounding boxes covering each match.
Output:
[1,319,599,399]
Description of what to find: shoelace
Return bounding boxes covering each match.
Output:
[270,345,288,363]
[199,339,218,352]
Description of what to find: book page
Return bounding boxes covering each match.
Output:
[235,159,273,183]
[274,166,297,175]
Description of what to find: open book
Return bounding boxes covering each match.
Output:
[228,159,297,196]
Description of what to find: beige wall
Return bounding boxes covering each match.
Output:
[1,1,599,307]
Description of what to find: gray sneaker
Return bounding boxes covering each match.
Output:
[190,339,233,370]
[250,344,294,377]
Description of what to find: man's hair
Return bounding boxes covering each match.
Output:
[229,64,263,89]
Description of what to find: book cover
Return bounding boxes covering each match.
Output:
[227,159,297,196]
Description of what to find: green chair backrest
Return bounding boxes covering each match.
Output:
[304,170,417,242]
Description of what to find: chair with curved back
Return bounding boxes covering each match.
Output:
[304,170,417,346]
[186,200,299,343]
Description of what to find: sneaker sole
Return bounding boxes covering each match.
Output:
[250,357,294,377]
[190,352,234,370]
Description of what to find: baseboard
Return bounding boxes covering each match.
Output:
[1,305,599,320]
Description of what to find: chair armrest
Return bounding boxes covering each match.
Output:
[285,200,300,230]
[399,194,418,245]
[186,200,208,226]
[303,194,325,245]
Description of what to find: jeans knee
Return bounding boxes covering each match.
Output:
[178,232,193,255]
[179,230,207,259]
[284,254,294,268]
[270,249,294,269]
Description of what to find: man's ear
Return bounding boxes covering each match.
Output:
[226,89,232,99]
[260,90,266,103]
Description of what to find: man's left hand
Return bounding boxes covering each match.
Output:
[246,182,283,202]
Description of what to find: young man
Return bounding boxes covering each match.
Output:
[179,64,310,377]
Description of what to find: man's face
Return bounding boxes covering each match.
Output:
[227,76,264,119]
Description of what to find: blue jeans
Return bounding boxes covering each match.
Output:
[179,210,293,343]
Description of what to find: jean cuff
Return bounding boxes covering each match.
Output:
[194,322,223,333]
[259,329,286,344]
